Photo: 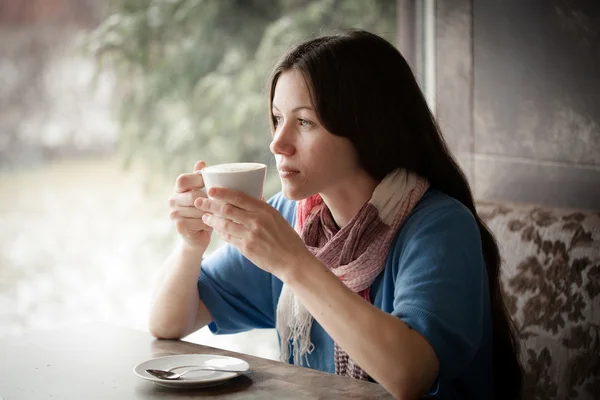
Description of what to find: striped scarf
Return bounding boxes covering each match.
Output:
[275,169,429,380]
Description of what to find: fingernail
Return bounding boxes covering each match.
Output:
[202,214,209,222]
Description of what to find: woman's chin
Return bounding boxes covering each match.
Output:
[281,185,309,201]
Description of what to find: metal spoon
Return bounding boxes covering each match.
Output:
[146,367,250,380]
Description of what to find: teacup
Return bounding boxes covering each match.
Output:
[198,162,267,200]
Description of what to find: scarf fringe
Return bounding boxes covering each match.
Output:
[277,285,315,367]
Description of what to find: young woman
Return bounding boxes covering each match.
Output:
[150,29,522,399]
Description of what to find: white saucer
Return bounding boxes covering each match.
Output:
[133,354,250,389]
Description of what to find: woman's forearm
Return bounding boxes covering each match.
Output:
[282,260,439,400]
[148,242,213,339]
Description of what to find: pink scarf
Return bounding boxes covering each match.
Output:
[275,169,429,380]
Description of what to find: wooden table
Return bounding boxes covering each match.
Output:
[0,322,393,399]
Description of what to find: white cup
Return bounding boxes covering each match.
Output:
[199,162,267,200]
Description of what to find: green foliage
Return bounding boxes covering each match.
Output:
[83,0,395,195]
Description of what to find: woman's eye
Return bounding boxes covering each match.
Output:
[272,115,282,126]
[299,119,313,127]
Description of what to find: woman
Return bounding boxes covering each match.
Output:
[150,29,522,399]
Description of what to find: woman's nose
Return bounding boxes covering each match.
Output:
[269,125,295,156]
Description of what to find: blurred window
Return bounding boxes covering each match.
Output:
[0,0,397,358]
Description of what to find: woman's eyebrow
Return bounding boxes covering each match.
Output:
[272,104,314,112]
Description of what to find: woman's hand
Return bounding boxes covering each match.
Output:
[168,160,213,251]
[195,187,315,280]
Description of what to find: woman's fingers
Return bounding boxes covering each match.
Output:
[175,173,205,193]
[169,204,207,219]
[206,187,263,212]
[168,160,213,249]
[174,217,212,238]
[193,160,206,173]
[169,189,207,208]
[202,214,245,239]
[195,197,247,224]
[174,160,207,193]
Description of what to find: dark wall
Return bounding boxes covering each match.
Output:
[436,0,600,210]
[436,0,474,183]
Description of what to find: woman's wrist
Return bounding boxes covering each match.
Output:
[178,238,206,253]
[175,240,207,266]
[280,253,327,287]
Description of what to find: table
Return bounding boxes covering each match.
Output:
[0,322,394,399]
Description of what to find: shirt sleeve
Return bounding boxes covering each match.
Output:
[198,243,276,334]
[197,193,295,335]
[391,203,489,386]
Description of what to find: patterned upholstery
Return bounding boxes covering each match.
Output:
[476,201,600,400]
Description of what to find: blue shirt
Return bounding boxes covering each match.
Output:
[198,189,492,399]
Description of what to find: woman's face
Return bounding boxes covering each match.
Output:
[270,69,364,200]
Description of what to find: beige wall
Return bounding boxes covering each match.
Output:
[435,0,600,210]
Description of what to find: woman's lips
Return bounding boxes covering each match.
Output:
[278,167,300,178]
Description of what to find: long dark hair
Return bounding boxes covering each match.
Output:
[269,29,522,399]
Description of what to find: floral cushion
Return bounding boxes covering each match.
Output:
[476,201,600,400]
